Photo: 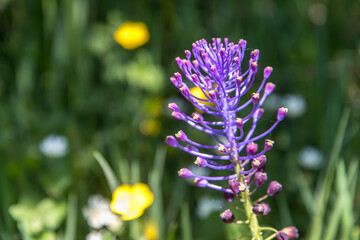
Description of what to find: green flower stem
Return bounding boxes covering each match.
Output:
[235,161,263,240]
[260,227,278,232]
[264,233,277,240]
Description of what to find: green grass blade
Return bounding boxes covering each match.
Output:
[148,145,166,240]
[340,159,359,240]
[93,151,119,192]
[64,192,77,240]
[295,172,315,215]
[308,108,350,240]
[181,202,192,240]
[323,160,346,240]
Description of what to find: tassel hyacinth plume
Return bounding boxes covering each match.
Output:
[166,38,298,240]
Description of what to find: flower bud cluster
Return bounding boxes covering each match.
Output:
[165,38,297,238]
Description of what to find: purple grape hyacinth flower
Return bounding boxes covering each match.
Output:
[166,38,287,193]
[166,38,295,239]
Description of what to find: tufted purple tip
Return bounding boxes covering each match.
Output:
[208,90,217,101]
[239,39,247,49]
[251,62,258,72]
[254,108,264,120]
[165,136,179,147]
[192,60,199,70]
[251,49,260,61]
[191,74,200,85]
[277,107,288,121]
[194,178,208,187]
[184,50,191,59]
[238,182,247,192]
[179,84,190,97]
[252,155,267,169]
[192,112,203,122]
[262,203,271,215]
[175,57,182,68]
[267,181,282,196]
[228,179,240,194]
[264,66,273,79]
[265,139,275,151]
[281,227,299,239]
[246,142,258,155]
[170,77,177,86]
[178,168,194,178]
[194,157,207,167]
[223,192,235,203]
[265,82,276,95]
[174,72,182,83]
[235,118,243,128]
[171,111,184,120]
[276,232,289,240]
[254,172,268,187]
[252,203,265,215]
[218,144,227,153]
[220,209,235,223]
[175,130,188,141]
[168,103,180,112]
[236,76,243,85]
[251,93,260,104]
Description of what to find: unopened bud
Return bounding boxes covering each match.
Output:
[194,178,208,187]
[171,111,184,120]
[265,139,274,151]
[185,50,191,59]
[252,203,265,215]
[165,136,178,147]
[220,209,235,223]
[251,49,260,61]
[265,82,275,95]
[276,232,289,240]
[246,142,258,155]
[254,172,268,187]
[168,103,180,112]
[194,157,207,167]
[252,155,267,169]
[228,179,240,194]
[262,203,271,215]
[254,108,264,120]
[267,181,282,196]
[251,62,258,72]
[235,118,243,128]
[238,182,247,192]
[218,144,227,153]
[223,192,235,202]
[175,130,188,141]
[277,107,288,121]
[192,112,203,122]
[178,168,194,178]
[251,93,260,103]
[208,90,217,101]
[281,226,299,239]
[263,66,273,79]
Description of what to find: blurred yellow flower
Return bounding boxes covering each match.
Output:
[140,118,161,136]
[110,183,154,221]
[144,220,158,240]
[190,86,214,108]
[113,21,150,50]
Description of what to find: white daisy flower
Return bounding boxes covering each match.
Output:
[83,195,122,231]
[39,134,68,158]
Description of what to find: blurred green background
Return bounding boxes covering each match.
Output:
[0,0,359,239]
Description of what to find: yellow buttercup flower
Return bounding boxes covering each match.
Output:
[144,220,158,240]
[113,22,150,50]
[190,86,214,108]
[110,183,154,221]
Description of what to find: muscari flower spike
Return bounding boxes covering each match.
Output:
[166,38,297,239]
